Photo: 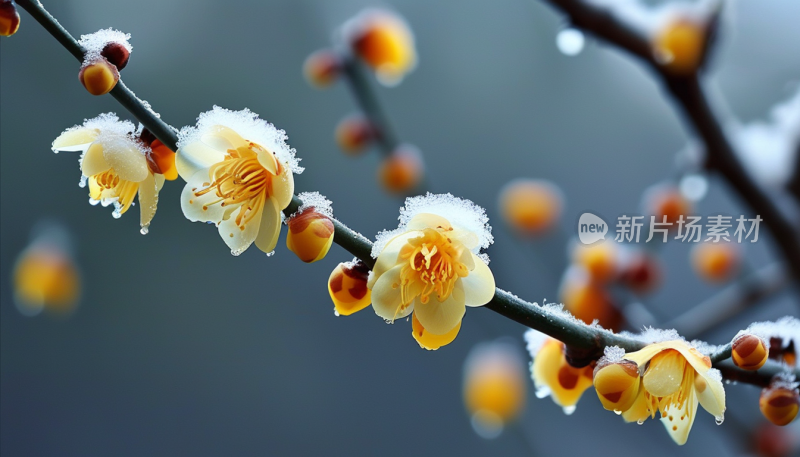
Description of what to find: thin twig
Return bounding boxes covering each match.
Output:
[339,54,400,155]
[666,263,788,340]
[540,0,800,286]
[14,0,797,388]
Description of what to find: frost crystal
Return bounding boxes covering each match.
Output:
[372,192,493,258]
[524,329,549,358]
[53,112,136,154]
[621,326,684,344]
[177,106,303,174]
[78,28,132,65]
[738,316,800,347]
[290,191,333,221]
[769,372,799,391]
[602,345,626,363]
[732,88,800,187]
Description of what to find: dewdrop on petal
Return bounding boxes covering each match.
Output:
[691,242,740,283]
[79,58,120,95]
[593,347,642,413]
[463,341,527,437]
[498,178,563,236]
[732,333,769,371]
[286,192,335,263]
[343,9,417,86]
[0,0,20,37]
[378,144,423,193]
[760,375,799,426]
[328,260,372,316]
[304,49,341,88]
[335,114,374,155]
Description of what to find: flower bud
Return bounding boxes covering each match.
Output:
[328,261,371,316]
[498,179,563,236]
[335,114,374,155]
[378,144,423,194]
[148,139,177,180]
[619,252,661,294]
[79,57,120,96]
[346,9,416,86]
[760,384,799,426]
[572,243,618,284]
[691,242,740,283]
[732,334,769,371]
[645,184,692,225]
[0,0,20,37]
[560,275,622,331]
[593,359,641,412]
[463,341,527,432]
[653,18,707,75]
[101,41,130,70]
[286,207,335,263]
[303,49,341,88]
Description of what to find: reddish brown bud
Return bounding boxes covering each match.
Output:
[335,115,374,155]
[732,333,769,371]
[303,49,341,88]
[101,42,130,70]
[0,1,20,37]
[760,383,799,426]
[378,145,424,194]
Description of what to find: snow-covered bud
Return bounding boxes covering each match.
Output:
[593,357,641,413]
[732,334,769,371]
[286,207,335,263]
[328,260,372,316]
[101,41,130,70]
[0,0,20,37]
[378,144,423,193]
[760,380,799,426]
[498,179,563,236]
[79,58,120,95]
[303,49,341,88]
[335,114,374,155]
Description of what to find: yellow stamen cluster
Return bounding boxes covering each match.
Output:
[89,169,139,215]
[398,228,468,311]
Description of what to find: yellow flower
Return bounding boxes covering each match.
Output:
[594,340,726,445]
[52,113,165,234]
[368,193,495,349]
[176,107,302,256]
[525,331,594,414]
[342,9,417,86]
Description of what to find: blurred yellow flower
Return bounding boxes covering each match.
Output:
[52,113,166,234]
[368,194,495,349]
[176,107,302,256]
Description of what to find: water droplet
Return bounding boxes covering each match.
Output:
[112,210,122,219]
[78,176,88,188]
[715,415,724,425]
[556,28,585,56]
[266,251,275,257]
[535,386,551,399]
[140,225,149,235]
[334,309,340,317]
[562,405,577,415]
[89,198,100,206]
[614,410,622,415]
[637,419,645,425]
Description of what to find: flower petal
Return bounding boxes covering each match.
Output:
[256,147,279,176]
[53,128,99,152]
[642,349,684,398]
[407,213,452,231]
[371,231,421,282]
[461,253,495,307]
[180,169,226,223]
[660,388,698,445]
[371,265,413,321]
[101,136,149,182]
[271,164,294,209]
[137,172,159,229]
[80,142,111,177]
[217,204,264,256]
[254,198,282,254]
[621,388,651,423]
[694,370,726,419]
[201,125,247,152]
[176,140,226,181]
[411,312,460,350]
[413,280,466,335]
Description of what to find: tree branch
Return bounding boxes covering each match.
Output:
[15,0,797,388]
[540,0,800,285]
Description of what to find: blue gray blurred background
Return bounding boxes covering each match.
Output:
[1,0,799,455]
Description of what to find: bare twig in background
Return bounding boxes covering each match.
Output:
[15,0,797,388]
[667,263,789,340]
[540,0,800,285]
